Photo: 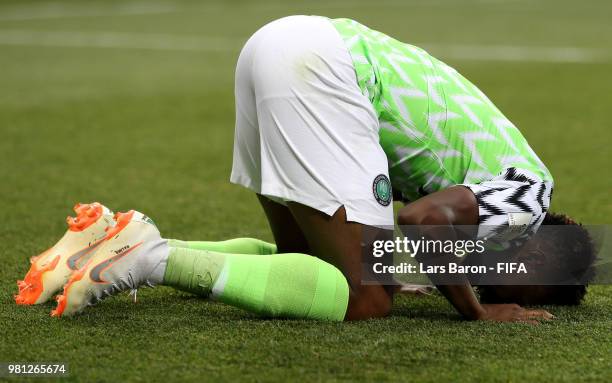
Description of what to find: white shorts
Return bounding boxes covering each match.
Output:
[230,16,393,226]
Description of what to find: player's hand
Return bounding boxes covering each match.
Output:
[397,284,436,296]
[478,304,554,324]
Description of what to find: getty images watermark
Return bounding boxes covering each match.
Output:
[361,225,611,285]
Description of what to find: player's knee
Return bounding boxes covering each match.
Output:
[345,287,392,320]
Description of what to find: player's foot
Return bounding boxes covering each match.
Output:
[51,210,167,317]
[15,203,115,305]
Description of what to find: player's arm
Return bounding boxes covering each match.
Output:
[397,186,552,323]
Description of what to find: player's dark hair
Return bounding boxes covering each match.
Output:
[478,212,596,306]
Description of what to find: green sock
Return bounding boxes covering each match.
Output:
[163,247,349,321]
[167,238,277,255]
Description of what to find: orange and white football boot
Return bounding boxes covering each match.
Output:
[15,203,115,305]
[51,210,167,317]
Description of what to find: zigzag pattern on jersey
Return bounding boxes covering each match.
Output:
[331,19,553,201]
[474,168,553,226]
[464,167,553,246]
[475,168,552,225]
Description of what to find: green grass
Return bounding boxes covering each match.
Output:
[1,0,611,382]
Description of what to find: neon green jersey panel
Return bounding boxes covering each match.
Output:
[331,18,552,201]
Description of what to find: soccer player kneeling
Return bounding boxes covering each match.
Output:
[16,16,595,322]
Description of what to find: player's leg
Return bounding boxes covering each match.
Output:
[158,203,393,321]
[164,246,348,321]
[287,203,394,320]
[168,238,277,255]
[165,195,308,255]
[256,194,310,254]
[165,203,394,321]
[53,210,349,321]
[181,197,393,320]
[160,197,344,321]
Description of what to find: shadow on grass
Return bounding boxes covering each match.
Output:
[7,286,605,332]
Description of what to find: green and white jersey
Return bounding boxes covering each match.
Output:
[331,18,552,201]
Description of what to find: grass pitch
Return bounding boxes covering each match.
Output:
[1,1,611,382]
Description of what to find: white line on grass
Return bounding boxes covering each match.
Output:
[0,30,239,52]
[0,2,177,21]
[0,0,528,20]
[251,0,527,11]
[0,29,609,63]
